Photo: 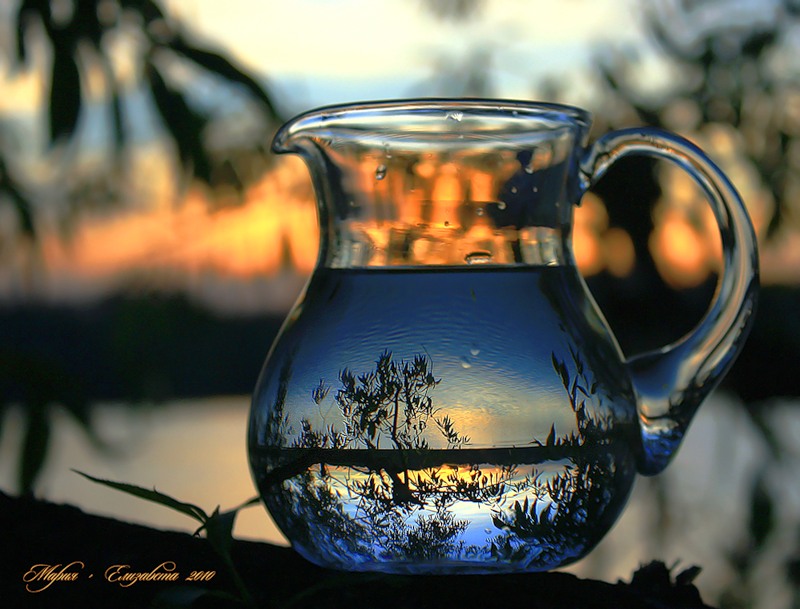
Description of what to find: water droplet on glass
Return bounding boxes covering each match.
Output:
[533,186,539,193]
[465,251,492,265]
[510,186,518,194]
[470,344,480,356]
[460,357,472,369]
[497,201,507,210]
[375,164,387,180]
[446,110,464,122]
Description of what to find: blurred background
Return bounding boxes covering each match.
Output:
[1,0,799,607]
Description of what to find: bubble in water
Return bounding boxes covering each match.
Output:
[444,220,450,227]
[475,207,484,216]
[533,186,539,193]
[470,344,480,356]
[459,357,472,369]
[510,186,518,194]
[497,201,507,210]
[375,164,387,180]
[465,251,492,264]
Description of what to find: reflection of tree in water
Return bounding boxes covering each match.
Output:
[288,351,504,562]
[255,348,622,568]
[296,351,469,452]
[489,345,620,567]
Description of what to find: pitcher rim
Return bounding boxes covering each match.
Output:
[272,98,593,153]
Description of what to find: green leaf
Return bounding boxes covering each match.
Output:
[675,565,702,587]
[15,7,29,64]
[201,507,237,557]
[121,0,166,25]
[146,61,212,183]
[14,0,49,67]
[20,404,50,494]
[545,424,556,447]
[234,496,261,511]
[99,55,125,153]
[71,0,104,50]
[49,44,82,143]
[0,158,36,237]
[748,471,774,549]
[169,36,278,121]
[74,471,208,523]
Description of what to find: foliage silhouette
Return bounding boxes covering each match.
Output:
[254,348,627,570]
[75,470,261,608]
[4,0,281,240]
[594,3,800,606]
[598,0,796,238]
[1,0,283,495]
[489,347,621,568]
[272,351,488,563]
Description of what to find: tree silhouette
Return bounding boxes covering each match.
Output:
[333,351,469,451]
[253,351,518,565]
[3,0,280,242]
[1,0,282,494]
[489,347,626,570]
[251,347,631,570]
[594,4,800,605]
[296,351,474,508]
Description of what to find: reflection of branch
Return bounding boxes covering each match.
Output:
[255,444,605,486]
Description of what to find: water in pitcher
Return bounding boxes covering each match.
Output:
[248,265,640,572]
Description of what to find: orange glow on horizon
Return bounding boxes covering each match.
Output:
[39,157,319,286]
[20,145,774,306]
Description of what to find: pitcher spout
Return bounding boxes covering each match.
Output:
[271,99,591,270]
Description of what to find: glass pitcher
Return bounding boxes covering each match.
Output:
[248,99,758,574]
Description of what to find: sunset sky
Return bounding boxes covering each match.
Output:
[0,0,791,310]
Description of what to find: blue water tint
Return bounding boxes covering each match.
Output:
[249,266,640,572]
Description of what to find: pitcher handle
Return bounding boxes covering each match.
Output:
[579,128,759,475]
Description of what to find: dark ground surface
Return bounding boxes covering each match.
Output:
[1,491,713,609]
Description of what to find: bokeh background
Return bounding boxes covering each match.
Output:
[2,1,800,607]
